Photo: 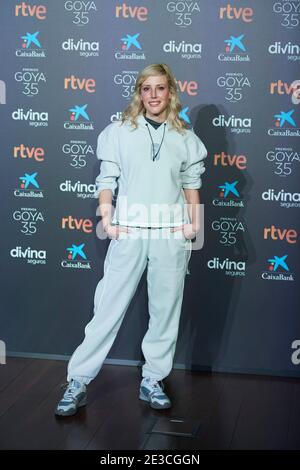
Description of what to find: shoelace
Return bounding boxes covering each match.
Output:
[60,381,79,402]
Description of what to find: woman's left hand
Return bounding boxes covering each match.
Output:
[170,224,200,240]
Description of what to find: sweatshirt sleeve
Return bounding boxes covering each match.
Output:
[94,123,121,198]
[181,131,208,190]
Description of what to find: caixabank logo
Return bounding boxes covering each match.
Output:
[213,151,247,170]
[217,72,251,102]
[207,256,246,277]
[261,254,294,281]
[211,217,245,246]
[212,113,252,134]
[61,38,99,57]
[212,180,244,208]
[10,246,47,265]
[166,1,201,28]
[268,41,300,62]
[59,179,96,199]
[268,108,300,137]
[14,172,44,198]
[15,31,45,58]
[61,242,91,269]
[115,33,146,60]
[272,0,300,29]
[14,68,46,97]
[265,146,299,177]
[12,108,48,127]
[64,104,94,130]
[15,2,47,19]
[64,0,97,25]
[13,207,45,235]
[62,140,95,169]
[218,34,250,62]
[262,188,300,208]
[114,70,139,99]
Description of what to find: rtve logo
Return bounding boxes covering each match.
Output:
[263,225,297,244]
[13,144,45,162]
[61,215,93,233]
[214,152,247,170]
[115,2,148,21]
[270,80,300,97]
[219,3,253,22]
[64,75,96,92]
[15,2,47,19]
[177,79,198,96]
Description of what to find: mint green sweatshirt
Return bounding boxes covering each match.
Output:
[94,114,207,227]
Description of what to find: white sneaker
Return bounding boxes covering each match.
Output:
[139,377,171,409]
[55,380,87,417]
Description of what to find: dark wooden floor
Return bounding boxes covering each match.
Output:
[0,357,299,450]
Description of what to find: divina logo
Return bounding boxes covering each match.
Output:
[262,254,294,281]
[14,172,44,199]
[214,152,247,169]
[10,246,47,265]
[62,242,91,269]
[207,257,246,277]
[262,189,300,208]
[212,114,252,134]
[219,3,253,22]
[263,225,297,244]
[61,216,93,233]
[269,41,300,61]
[59,180,96,199]
[16,31,45,58]
[219,34,250,62]
[163,40,202,60]
[13,144,45,161]
[116,33,145,60]
[64,75,96,92]
[15,2,47,19]
[12,108,48,127]
[62,38,99,57]
[115,3,148,21]
[64,104,94,130]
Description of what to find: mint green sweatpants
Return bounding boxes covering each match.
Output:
[67,227,192,384]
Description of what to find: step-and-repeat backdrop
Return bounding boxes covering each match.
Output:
[0,0,299,377]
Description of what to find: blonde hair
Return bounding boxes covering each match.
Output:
[121,63,188,134]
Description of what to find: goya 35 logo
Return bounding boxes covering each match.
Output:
[64,1,97,25]
[14,67,46,97]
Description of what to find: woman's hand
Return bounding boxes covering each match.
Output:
[104,223,131,240]
[171,224,200,240]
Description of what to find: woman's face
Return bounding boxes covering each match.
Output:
[140,75,171,121]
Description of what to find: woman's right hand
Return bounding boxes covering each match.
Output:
[104,223,131,240]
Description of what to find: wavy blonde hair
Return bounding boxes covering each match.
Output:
[121,63,188,134]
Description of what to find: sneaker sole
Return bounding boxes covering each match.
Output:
[139,392,171,410]
[55,395,87,417]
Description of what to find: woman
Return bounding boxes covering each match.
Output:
[55,63,207,416]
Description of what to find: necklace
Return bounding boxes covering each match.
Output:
[145,122,167,162]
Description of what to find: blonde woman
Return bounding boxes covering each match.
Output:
[55,63,207,416]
